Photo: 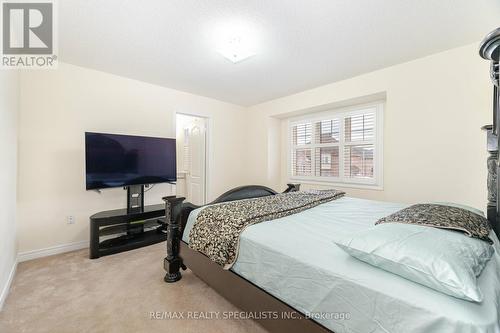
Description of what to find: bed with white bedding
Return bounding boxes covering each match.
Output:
[161,31,500,333]
[181,197,500,333]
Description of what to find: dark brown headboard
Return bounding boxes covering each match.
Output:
[178,184,300,232]
[211,185,278,204]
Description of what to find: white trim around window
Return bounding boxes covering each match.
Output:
[287,102,384,190]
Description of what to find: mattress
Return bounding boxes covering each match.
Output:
[182,197,500,333]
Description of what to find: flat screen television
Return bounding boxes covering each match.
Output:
[85,132,176,190]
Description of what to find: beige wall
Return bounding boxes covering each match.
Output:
[17,63,247,253]
[15,42,493,255]
[246,43,492,210]
[0,70,19,309]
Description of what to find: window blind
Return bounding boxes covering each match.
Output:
[289,105,381,186]
[344,113,375,179]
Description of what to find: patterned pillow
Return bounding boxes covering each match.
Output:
[375,204,493,244]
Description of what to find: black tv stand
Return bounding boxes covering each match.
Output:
[89,204,167,259]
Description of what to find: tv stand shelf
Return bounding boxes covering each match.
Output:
[89,204,167,259]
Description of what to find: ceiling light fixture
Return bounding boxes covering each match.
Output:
[214,20,258,63]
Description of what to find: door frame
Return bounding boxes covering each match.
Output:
[175,111,210,205]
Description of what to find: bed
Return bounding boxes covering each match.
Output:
[162,28,500,333]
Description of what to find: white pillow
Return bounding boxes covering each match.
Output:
[334,223,494,302]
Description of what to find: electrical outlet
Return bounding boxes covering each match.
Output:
[67,216,75,224]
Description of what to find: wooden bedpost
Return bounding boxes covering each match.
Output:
[480,27,500,236]
[482,125,498,233]
[163,195,187,283]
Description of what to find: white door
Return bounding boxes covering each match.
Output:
[186,118,206,205]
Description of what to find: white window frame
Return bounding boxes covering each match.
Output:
[287,102,384,190]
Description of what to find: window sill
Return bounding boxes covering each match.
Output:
[289,178,384,191]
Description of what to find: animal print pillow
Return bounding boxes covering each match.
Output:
[375,204,493,244]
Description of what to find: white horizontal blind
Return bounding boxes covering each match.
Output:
[344,113,375,179]
[314,119,340,177]
[289,105,381,186]
[291,123,312,176]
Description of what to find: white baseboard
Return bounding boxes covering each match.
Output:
[17,240,88,263]
[0,261,17,312]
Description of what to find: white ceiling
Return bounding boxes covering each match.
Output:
[60,0,500,106]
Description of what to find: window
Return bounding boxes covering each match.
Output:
[289,103,383,188]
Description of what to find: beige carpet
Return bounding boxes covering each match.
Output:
[0,243,268,333]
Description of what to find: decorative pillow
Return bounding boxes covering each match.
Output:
[334,223,495,302]
[375,204,493,244]
[429,202,485,217]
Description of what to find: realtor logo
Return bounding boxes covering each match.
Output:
[1,0,57,68]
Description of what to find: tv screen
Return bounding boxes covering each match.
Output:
[85,132,176,190]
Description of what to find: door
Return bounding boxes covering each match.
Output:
[187,118,206,205]
[176,114,207,205]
